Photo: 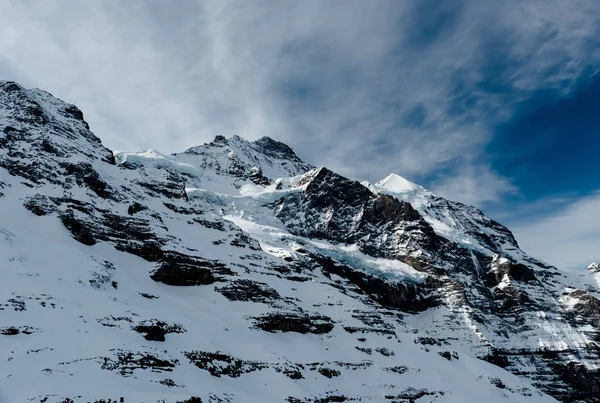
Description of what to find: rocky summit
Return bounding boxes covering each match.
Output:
[0,80,599,403]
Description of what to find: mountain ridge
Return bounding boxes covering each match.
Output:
[1,81,599,402]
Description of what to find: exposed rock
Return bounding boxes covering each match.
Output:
[176,398,203,403]
[23,194,58,216]
[133,320,185,342]
[184,350,267,378]
[438,351,452,361]
[252,312,334,334]
[137,179,187,199]
[163,202,203,215]
[127,202,148,215]
[485,256,537,286]
[316,254,438,312]
[274,168,437,259]
[318,367,341,378]
[216,279,281,303]
[100,350,177,376]
[59,209,97,246]
[384,366,409,374]
[490,377,507,389]
[150,253,227,286]
[62,162,114,199]
[1,327,21,335]
[568,290,600,328]
[554,361,600,402]
[384,388,443,402]
[375,347,395,357]
[355,346,372,355]
[287,395,351,403]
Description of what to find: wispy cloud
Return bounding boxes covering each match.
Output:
[0,0,599,207]
[510,192,600,270]
[430,166,517,206]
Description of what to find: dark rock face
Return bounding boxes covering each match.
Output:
[438,351,452,361]
[59,209,97,246]
[150,253,228,286]
[138,179,187,199]
[252,312,334,334]
[567,290,600,328]
[216,279,281,303]
[384,389,444,402]
[63,105,89,129]
[248,166,271,186]
[133,320,185,342]
[127,202,148,215]
[177,398,203,403]
[0,83,114,191]
[277,168,426,240]
[62,162,114,199]
[318,367,341,378]
[273,168,442,268]
[315,254,438,312]
[555,361,600,402]
[481,348,600,401]
[24,194,59,216]
[184,351,268,378]
[484,259,537,286]
[0,326,34,335]
[483,349,510,368]
[184,350,370,386]
[253,136,303,162]
[100,350,178,377]
[57,205,165,252]
[287,395,350,403]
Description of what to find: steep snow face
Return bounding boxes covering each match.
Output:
[1,81,600,402]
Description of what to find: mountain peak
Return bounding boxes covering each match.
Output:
[376,173,425,194]
[200,135,304,163]
[252,135,298,159]
[0,80,25,93]
[211,134,228,145]
[180,135,314,186]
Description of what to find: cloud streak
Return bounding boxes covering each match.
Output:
[510,192,600,271]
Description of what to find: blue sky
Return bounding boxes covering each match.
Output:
[491,74,600,205]
[0,0,599,270]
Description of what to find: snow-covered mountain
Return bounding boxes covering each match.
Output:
[1,80,599,403]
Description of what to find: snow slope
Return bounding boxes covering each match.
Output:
[1,80,599,402]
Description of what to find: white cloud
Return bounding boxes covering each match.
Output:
[430,166,517,206]
[0,0,599,207]
[510,192,600,270]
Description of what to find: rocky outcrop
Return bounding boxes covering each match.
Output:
[184,351,268,378]
[315,254,439,312]
[216,279,282,303]
[100,350,178,376]
[133,320,185,342]
[150,253,230,286]
[252,312,335,334]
